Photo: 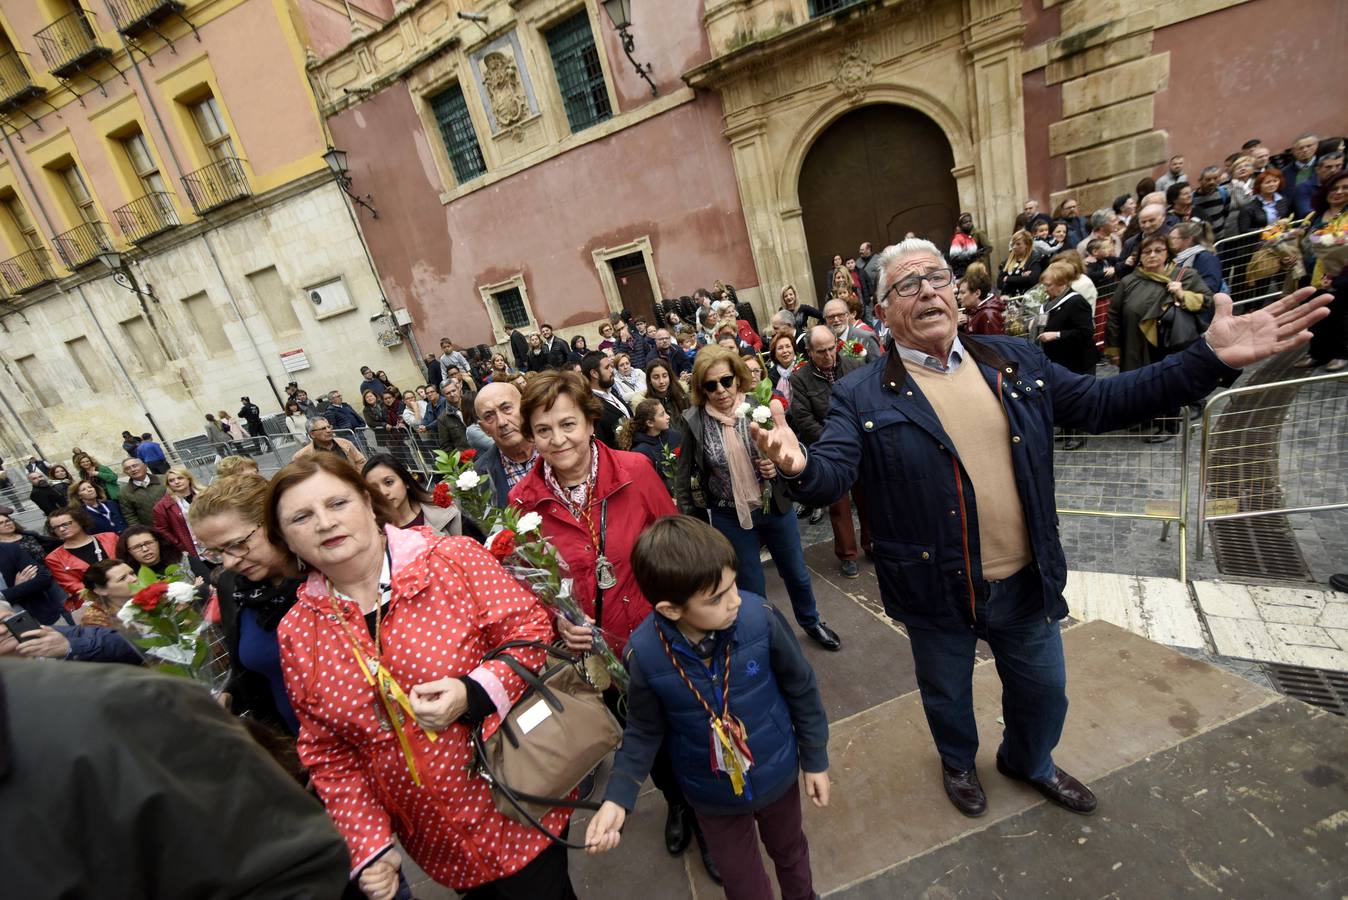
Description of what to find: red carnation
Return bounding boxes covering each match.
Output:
[672,446,682,457]
[132,582,169,612]
[432,482,453,508]
[488,529,517,559]
[460,449,478,461]
[850,341,864,354]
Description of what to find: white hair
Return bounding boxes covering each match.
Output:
[306,417,330,434]
[874,238,948,308]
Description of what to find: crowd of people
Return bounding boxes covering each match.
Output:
[0,126,1339,899]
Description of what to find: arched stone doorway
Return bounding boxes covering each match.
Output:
[798,105,959,304]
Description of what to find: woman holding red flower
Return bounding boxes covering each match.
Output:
[361,453,462,536]
[510,371,721,881]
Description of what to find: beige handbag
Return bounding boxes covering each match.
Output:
[471,640,622,847]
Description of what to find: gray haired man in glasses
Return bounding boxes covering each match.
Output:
[750,236,1331,821]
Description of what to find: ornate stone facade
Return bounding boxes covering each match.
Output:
[685,0,1028,309]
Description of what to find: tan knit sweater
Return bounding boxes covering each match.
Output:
[907,360,1033,580]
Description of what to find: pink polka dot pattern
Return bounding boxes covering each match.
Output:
[277,525,569,891]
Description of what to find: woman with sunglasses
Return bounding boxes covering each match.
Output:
[189,474,305,734]
[674,345,840,651]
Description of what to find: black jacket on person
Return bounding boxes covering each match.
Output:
[29,482,66,515]
[508,330,530,370]
[1236,196,1292,233]
[539,337,569,370]
[593,391,632,449]
[674,406,791,517]
[526,347,551,373]
[435,409,470,451]
[787,356,863,445]
[788,304,824,333]
[424,357,443,389]
[238,401,264,436]
[0,541,59,624]
[0,658,350,900]
[997,255,1045,296]
[215,568,301,731]
[1040,290,1098,375]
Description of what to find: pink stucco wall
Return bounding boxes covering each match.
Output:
[0,0,324,244]
[329,88,756,347]
[1152,0,1346,176]
[595,1,711,113]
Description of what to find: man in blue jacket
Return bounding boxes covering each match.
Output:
[0,541,60,625]
[750,237,1331,820]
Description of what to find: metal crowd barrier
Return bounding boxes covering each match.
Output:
[331,427,441,479]
[1053,408,1192,581]
[1212,224,1303,311]
[169,434,300,482]
[1195,370,1348,561]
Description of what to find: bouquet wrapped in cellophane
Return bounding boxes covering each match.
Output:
[433,449,630,692]
[117,563,228,692]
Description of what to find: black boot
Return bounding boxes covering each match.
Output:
[664,801,691,855]
[689,809,722,885]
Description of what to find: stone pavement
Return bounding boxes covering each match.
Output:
[403,544,1348,899]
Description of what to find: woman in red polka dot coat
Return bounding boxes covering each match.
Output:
[268,453,576,899]
[510,373,722,883]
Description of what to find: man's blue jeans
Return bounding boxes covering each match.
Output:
[710,507,821,629]
[905,565,1068,782]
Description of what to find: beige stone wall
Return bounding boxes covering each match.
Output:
[0,182,421,462]
[687,0,1027,311]
[1030,0,1257,214]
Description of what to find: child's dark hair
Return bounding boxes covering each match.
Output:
[618,399,665,451]
[631,515,738,608]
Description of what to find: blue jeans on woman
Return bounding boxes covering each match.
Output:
[710,507,820,630]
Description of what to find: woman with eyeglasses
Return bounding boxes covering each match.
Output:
[673,345,840,652]
[44,506,121,610]
[189,474,305,734]
[117,525,189,579]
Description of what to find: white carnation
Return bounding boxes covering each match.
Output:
[116,601,139,627]
[750,405,773,425]
[166,582,196,605]
[516,511,543,533]
[455,470,482,490]
[734,402,751,418]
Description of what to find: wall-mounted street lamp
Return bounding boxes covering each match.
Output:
[97,249,156,301]
[323,146,380,219]
[601,0,657,98]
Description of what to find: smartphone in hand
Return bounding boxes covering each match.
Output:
[3,609,42,641]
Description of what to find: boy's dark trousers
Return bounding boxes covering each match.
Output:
[693,780,813,900]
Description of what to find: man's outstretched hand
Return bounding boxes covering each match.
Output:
[1205,286,1332,369]
[749,399,806,477]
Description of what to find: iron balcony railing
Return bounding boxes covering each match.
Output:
[34,9,111,79]
[181,157,251,214]
[52,221,113,269]
[0,249,57,293]
[112,192,180,243]
[106,0,186,34]
[0,51,43,111]
[809,0,868,16]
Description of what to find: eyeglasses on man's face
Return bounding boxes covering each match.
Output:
[882,267,954,303]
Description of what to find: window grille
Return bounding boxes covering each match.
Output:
[545,10,611,133]
[430,83,487,183]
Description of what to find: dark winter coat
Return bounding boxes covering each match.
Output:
[783,335,1238,631]
[606,593,828,815]
[788,356,863,445]
[1040,290,1098,375]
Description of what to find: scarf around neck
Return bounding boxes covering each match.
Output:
[703,394,761,530]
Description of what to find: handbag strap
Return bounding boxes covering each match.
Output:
[593,500,607,631]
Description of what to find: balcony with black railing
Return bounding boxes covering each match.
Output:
[52,221,113,270]
[0,249,57,294]
[0,51,44,112]
[809,0,867,15]
[107,0,187,35]
[181,157,251,214]
[112,192,180,244]
[35,9,113,79]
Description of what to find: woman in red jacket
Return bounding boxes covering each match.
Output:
[43,506,120,609]
[510,371,720,883]
[152,467,201,556]
[267,453,571,899]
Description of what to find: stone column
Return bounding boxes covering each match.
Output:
[966,14,1029,253]
[725,118,790,311]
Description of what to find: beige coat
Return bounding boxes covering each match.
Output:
[292,437,367,470]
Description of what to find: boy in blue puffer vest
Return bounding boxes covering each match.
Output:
[586,515,830,900]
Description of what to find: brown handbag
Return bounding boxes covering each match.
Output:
[471,640,622,848]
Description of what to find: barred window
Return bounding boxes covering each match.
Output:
[493,287,529,329]
[430,83,486,184]
[810,0,866,15]
[545,10,611,134]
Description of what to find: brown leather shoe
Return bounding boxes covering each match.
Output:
[941,762,987,817]
[997,754,1097,815]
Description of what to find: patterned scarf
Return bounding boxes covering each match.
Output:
[703,396,761,530]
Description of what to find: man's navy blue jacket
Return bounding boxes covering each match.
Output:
[786,335,1237,630]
